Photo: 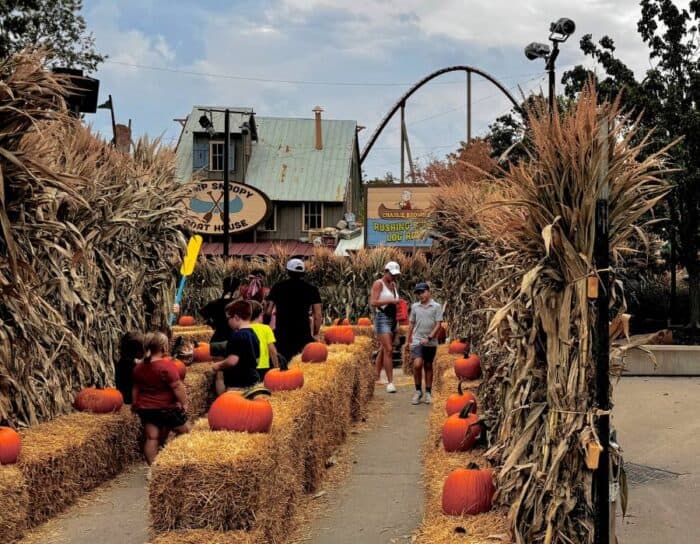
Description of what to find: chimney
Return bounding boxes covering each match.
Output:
[313,106,324,150]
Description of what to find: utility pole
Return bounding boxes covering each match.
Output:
[223,109,230,258]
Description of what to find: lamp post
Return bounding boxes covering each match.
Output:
[524,17,576,115]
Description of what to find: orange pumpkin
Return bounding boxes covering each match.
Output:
[325,325,355,345]
[442,401,483,452]
[173,358,187,380]
[193,342,211,362]
[448,339,470,355]
[0,427,21,465]
[357,317,372,326]
[178,315,196,326]
[442,463,495,515]
[302,342,328,362]
[74,387,124,413]
[208,388,273,433]
[455,354,481,381]
[264,358,304,391]
[445,381,478,416]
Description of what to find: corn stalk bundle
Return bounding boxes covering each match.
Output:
[472,86,672,543]
[0,52,189,426]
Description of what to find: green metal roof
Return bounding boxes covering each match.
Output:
[245,117,357,202]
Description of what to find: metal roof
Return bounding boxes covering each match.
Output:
[245,117,357,202]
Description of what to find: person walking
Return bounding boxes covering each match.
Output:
[265,258,322,361]
[370,261,401,393]
[406,282,443,405]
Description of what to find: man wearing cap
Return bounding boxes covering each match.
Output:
[265,258,322,361]
[407,282,443,405]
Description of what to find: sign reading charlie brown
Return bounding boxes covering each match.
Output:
[365,185,434,247]
[183,180,271,235]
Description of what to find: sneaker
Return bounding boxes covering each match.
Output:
[386,382,397,393]
[411,391,423,405]
[423,392,432,405]
[379,369,389,385]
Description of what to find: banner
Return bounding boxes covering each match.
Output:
[365,185,434,247]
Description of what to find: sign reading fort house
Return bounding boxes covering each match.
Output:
[183,180,271,235]
[366,185,434,247]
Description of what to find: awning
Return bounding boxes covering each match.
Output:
[201,240,317,257]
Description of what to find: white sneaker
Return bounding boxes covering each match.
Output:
[386,382,397,393]
[379,369,389,385]
[411,391,423,405]
[423,392,432,405]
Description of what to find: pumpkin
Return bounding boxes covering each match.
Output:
[455,354,481,381]
[173,358,187,380]
[442,401,483,452]
[264,357,304,391]
[178,315,196,326]
[448,339,470,355]
[357,317,372,326]
[333,318,350,326]
[208,387,273,433]
[74,387,124,413]
[324,325,355,345]
[445,381,478,416]
[301,342,328,362]
[0,427,21,465]
[442,463,495,515]
[193,342,211,362]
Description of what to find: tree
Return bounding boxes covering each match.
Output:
[417,138,497,186]
[562,0,700,326]
[0,0,104,72]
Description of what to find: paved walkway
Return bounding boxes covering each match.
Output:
[309,379,429,544]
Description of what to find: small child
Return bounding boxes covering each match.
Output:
[213,300,261,394]
[132,332,191,465]
[249,301,279,382]
[115,332,144,405]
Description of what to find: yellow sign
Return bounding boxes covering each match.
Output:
[366,185,435,247]
[183,180,271,235]
[180,235,203,276]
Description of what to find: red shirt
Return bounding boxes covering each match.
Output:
[132,357,181,410]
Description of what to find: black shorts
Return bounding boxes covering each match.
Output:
[136,408,188,429]
[411,345,437,368]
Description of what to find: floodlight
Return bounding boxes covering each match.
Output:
[549,18,576,42]
[525,42,551,60]
[198,114,215,136]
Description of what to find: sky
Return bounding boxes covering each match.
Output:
[83,0,666,179]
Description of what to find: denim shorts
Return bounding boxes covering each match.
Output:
[374,312,397,335]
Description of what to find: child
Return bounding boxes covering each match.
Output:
[132,332,191,465]
[212,300,261,394]
[249,301,279,381]
[115,332,144,405]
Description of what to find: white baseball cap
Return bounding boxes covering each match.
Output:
[286,258,306,272]
[384,261,401,276]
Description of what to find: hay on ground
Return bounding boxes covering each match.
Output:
[0,465,29,543]
[149,529,262,544]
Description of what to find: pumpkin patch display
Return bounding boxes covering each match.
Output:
[193,342,211,362]
[455,354,481,381]
[0,426,21,465]
[324,325,355,345]
[445,381,478,416]
[73,387,124,413]
[178,315,196,326]
[442,402,483,452]
[173,358,187,380]
[264,358,304,391]
[448,339,470,355]
[357,317,372,326]
[442,463,495,515]
[208,388,273,433]
[301,342,328,362]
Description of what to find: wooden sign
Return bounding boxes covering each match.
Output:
[365,185,434,247]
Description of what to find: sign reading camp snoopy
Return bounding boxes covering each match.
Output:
[365,185,434,247]
[183,181,271,235]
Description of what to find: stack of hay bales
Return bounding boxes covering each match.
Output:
[150,337,373,543]
[414,346,508,543]
[172,325,214,344]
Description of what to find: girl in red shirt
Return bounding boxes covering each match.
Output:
[132,332,191,464]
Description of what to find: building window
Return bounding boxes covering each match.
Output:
[261,206,277,232]
[209,141,224,171]
[302,202,323,231]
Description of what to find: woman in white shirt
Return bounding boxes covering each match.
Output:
[370,261,401,393]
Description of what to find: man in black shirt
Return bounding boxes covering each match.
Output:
[265,258,322,361]
[199,276,240,343]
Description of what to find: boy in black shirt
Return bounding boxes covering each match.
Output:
[213,300,261,394]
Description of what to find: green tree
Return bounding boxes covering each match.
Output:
[0,0,104,72]
[562,0,700,326]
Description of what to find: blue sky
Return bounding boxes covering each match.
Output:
[83,0,659,179]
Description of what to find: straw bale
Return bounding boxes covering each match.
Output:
[182,363,216,420]
[149,529,262,544]
[18,408,141,527]
[173,328,215,344]
[327,337,374,420]
[0,465,28,543]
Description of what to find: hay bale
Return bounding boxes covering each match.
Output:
[18,408,141,527]
[172,325,214,344]
[149,529,263,543]
[182,363,216,420]
[0,466,28,543]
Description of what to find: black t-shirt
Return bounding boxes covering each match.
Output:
[199,298,231,343]
[223,328,260,388]
[267,278,322,342]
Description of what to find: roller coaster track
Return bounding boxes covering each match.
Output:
[360,65,521,165]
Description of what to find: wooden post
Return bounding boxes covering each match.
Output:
[467,70,472,144]
[400,103,405,184]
